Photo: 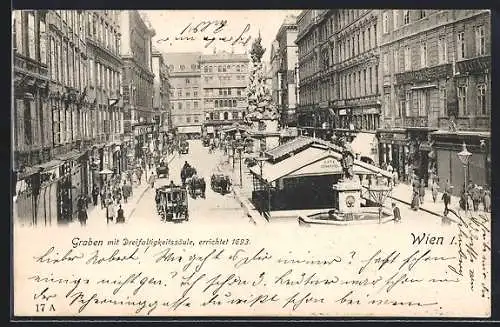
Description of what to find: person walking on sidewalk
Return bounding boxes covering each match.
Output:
[419,179,426,204]
[100,186,107,209]
[92,184,99,206]
[472,185,481,212]
[442,191,451,212]
[106,198,115,224]
[392,202,401,223]
[483,188,491,213]
[148,172,156,189]
[411,180,420,211]
[116,205,125,223]
[77,194,88,226]
[431,180,439,203]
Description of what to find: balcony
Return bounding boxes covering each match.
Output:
[395,64,452,85]
[456,55,491,75]
[404,116,428,128]
[14,54,49,77]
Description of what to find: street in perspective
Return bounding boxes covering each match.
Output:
[12,10,491,229]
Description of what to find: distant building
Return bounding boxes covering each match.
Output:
[120,10,156,153]
[270,15,299,127]
[199,50,250,136]
[378,10,491,191]
[164,52,202,138]
[152,47,171,132]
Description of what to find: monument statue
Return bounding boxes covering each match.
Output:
[340,146,355,181]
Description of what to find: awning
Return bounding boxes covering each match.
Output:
[350,132,377,161]
[55,150,84,162]
[178,125,201,134]
[34,159,63,171]
[410,84,437,90]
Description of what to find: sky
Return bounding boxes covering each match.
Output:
[142,10,301,62]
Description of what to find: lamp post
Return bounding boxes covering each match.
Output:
[457,142,472,209]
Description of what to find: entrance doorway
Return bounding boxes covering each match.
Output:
[276,174,341,210]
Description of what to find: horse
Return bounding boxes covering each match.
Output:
[181,166,196,186]
[189,176,206,199]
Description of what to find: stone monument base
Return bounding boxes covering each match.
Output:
[332,179,362,213]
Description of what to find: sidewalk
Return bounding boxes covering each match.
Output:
[73,153,176,227]
[217,154,268,225]
[388,182,491,221]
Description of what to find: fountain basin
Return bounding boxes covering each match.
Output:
[298,207,393,226]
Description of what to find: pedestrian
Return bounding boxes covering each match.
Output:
[404,163,409,182]
[116,205,125,223]
[419,179,426,203]
[392,202,401,223]
[148,173,156,189]
[431,180,439,203]
[442,208,452,225]
[442,191,451,212]
[122,183,129,203]
[77,195,88,226]
[106,199,115,224]
[411,181,420,211]
[483,189,491,213]
[137,168,143,184]
[100,187,107,209]
[472,186,481,212]
[392,170,399,186]
[467,193,474,212]
[92,184,99,206]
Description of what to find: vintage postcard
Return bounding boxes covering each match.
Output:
[11,9,491,318]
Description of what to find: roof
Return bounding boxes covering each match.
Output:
[265,136,343,162]
[249,146,388,183]
[200,51,250,62]
[163,52,202,70]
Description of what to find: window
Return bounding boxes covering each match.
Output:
[405,91,412,117]
[237,89,242,96]
[393,49,399,73]
[186,102,191,109]
[417,89,429,116]
[232,99,237,107]
[194,116,199,123]
[178,90,182,97]
[403,10,410,25]
[191,64,196,70]
[420,43,427,68]
[194,90,198,97]
[457,31,465,60]
[419,10,426,19]
[383,12,389,34]
[476,26,485,56]
[40,17,47,64]
[186,91,190,97]
[438,36,448,64]
[404,46,411,71]
[194,101,198,109]
[186,117,191,123]
[215,100,219,108]
[440,87,447,117]
[384,93,391,116]
[186,78,190,84]
[367,27,371,49]
[383,53,389,74]
[180,65,185,70]
[178,102,182,110]
[457,85,467,115]
[27,12,36,59]
[393,10,399,30]
[477,84,486,115]
[368,68,372,94]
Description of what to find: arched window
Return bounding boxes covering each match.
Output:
[224,112,229,120]
[209,112,214,120]
[214,100,218,108]
[232,99,237,107]
[224,99,228,107]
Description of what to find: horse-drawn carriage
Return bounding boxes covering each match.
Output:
[187,176,206,199]
[156,159,169,178]
[211,173,231,195]
[202,136,210,147]
[155,183,189,222]
[180,140,189,154]
[181,163,197,186]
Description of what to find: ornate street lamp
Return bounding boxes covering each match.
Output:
[457,142,472,205]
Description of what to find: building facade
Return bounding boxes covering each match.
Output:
[85,10,125,192]
[296,10,381,162]
[200,51,250,136]
[378,10,491,191]
[120,11,156,157]
[164,52,202,138]
[152,47,171,132]
[270,15,299,127]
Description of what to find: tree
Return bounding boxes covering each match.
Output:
[244,32,279,124]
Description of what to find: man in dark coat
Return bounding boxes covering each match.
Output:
[392,203,401,223]
[91,184,99,206]
[471,186,481,212]
[116,205,125,223]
